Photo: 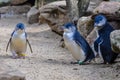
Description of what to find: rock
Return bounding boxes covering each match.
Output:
[110,30,120,53]
[0,5,31,14]
[77,16,94,38]
[109,21,120,29]
[39,1,67,35]
[110,0,120,2]
[10,0,27,5]
[87,0,103,15]
[0,63,25,80]
[86,28,97,45]
[93,2,120,21]
[27,6,40,24]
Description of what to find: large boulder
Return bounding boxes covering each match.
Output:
[0,63,25,80]
[93,2,120,21]
[87,0,103,15]
[10,0,27,5]
[110,30,120,53]
[27,6,40,24]
[39,1,67,35]
[77,16,94,38]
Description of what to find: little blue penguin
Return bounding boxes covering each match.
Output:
[6,23,33,59]
[63,22,95,65]
[94,14,119,64]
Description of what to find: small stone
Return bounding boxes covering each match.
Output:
[73,68,78,70]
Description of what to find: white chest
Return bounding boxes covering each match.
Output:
[63,32,85,61]
[12,31,26,40]
[10,31,27,52]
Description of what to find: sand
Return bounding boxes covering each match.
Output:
[0,15,119,80]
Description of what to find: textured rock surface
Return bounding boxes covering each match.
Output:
[0,63,25,80]
[109,21,120,29]
[87,0,103,15]
[39,1,67,35]
[0,5,30,14]
[93,2,120,20]
[77,16,94,38]
[27,6,40,24]
[11,0,27,5]
[110,30,120,53]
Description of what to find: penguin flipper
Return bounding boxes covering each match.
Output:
[26,39,33,53]
[6,37,12,52]
[75,38,95,61]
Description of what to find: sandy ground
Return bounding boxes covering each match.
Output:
[0,15,120,80]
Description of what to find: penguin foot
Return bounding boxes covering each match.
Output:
[78,61,84,65]
[20,53,26,57]
[70,61,78,64]
[18,53,26,59]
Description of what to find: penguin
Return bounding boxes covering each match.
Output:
[93,14,119,64]
[6,23,33,59]
[63,22,95,65]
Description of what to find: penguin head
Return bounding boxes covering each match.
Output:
[14,23,25,34]
[94,14,107,30]
[63,23,77,33]
[15,23,25,31]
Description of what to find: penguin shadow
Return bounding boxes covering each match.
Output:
[42,58,73,66]
[0,55,30,59]
[0,55,12,59]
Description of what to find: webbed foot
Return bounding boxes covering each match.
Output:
[18,53,26,59]
[78,61,84,65]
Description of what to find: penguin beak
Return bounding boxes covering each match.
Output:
[19,28,24,30]
[60,26,69,32]
[94,27,98,30]
[17,28,24,33]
